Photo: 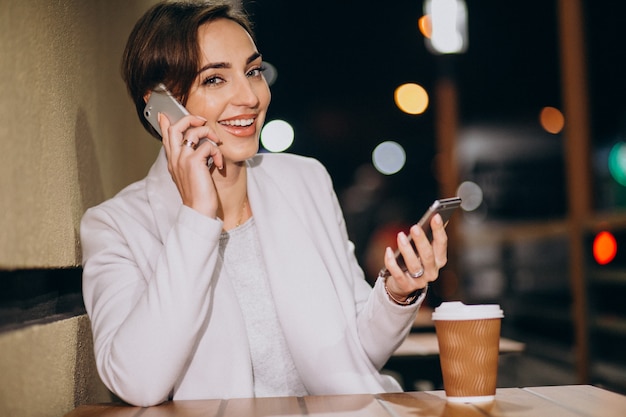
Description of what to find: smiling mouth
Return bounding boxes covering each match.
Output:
[219,118,255,127]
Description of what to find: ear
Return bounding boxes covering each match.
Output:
[143,91,151,104]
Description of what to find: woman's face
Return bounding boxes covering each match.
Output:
[185,18,271,164]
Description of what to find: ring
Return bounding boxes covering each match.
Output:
[408,268,424,278]
[182,139,198,150]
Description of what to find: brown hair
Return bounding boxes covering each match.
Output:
[121,1,254,140]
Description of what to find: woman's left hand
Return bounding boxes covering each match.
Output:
[382,213,448,303]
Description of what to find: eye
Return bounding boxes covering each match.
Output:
[247,65,266,78]
[202,75,225,86]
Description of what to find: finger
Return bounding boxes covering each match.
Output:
[395,231,421,275]
[157,112,173,151]
[405,258,424,279]
[384,247,426,293]
[430,214,449,269]
[383,247,409,287]
[163,115,209,166]
[171,114,208,133]
[409,225,437,281]
[167,114,208,149]
[180,121,222,169]
[181,138,198,150]
[196,138,224,170]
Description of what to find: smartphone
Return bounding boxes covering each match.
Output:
[378,197,462,278]
[144,83,214,166]
[143,83,190,138]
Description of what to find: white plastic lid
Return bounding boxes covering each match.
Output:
[431,301,504,321]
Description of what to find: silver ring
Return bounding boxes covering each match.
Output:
[408,268,424,278]
[182,139,198,150]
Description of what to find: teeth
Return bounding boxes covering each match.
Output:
[220,118,254,127]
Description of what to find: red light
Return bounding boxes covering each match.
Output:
[593,231,617,265]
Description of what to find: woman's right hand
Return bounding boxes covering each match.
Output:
[158,112,224,218]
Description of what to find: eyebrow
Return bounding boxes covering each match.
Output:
[197,52,262,74]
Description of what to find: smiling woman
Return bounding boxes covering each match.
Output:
[79,0,450,407]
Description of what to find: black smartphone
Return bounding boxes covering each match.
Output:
[143,83,190,138]
[378,197,462,278]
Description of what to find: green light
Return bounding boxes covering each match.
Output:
[608,142,626,186]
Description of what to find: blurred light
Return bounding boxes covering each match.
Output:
[423,0,468,54]
[539,106,565,134]
[418,15,432,38]
[260,119,294,152]
[608,142,626,186]
[262,61,278,86]
[593,231,617,265]
[456,181,483,211]
[394,83,429,115]
[372,141,406,175]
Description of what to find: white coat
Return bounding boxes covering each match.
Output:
[80,149,425,406]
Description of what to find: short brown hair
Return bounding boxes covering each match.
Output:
[121,1,254,140]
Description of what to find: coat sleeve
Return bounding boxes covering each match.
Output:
[321,166,424,370]
[81,202,223,406]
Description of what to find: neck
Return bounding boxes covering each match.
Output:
[214,163,250,230]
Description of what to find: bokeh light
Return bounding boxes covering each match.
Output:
[418,15,432,38]
[372,141,406,175]
[262,61,278,86]
[593,231,617,265]
[394,83,429,115]
[608,142,626,186]
[260,119,294,152]
[424,0,468,54]
[539,106,565,134]
[456,181,483,211]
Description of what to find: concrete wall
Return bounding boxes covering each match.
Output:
[0,0,161,269]
[0,1,160,416]
[0,315,111,417]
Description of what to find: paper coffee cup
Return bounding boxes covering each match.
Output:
[432,302,504,403]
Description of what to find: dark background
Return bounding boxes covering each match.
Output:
[243,0,625,200]
[239,2,626,297]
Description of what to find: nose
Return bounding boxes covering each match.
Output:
[232,75,261,108]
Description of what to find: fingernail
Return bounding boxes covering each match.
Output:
[399,232,409,244]
[196,115,207,122]
[434,213,443,224]
[157,112,162,123]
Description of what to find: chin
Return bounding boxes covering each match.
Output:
[231,143,260,163]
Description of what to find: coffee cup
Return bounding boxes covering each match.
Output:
[432,301,504,403]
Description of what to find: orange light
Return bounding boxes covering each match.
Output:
[593,231,617,265]
[394,83,429,115]
[418,15,432,39]
[539,106,565,134]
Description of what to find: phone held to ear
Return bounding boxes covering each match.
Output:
[143,83,215,166]
[144,83,190,137]
[378,197,462,278]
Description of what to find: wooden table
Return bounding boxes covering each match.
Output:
[385,333,526,390]
[64,385,626,416]
[393,333,526,357]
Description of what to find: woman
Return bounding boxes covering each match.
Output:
[80,0,448,407]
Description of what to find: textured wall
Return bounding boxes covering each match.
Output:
[0,315,112,417]
[0,1,160,416]
[0,0,161,268]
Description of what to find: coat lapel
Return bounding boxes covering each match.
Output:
[141,150,385,394]
[145,148,183,242]
[246,157,380,393]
